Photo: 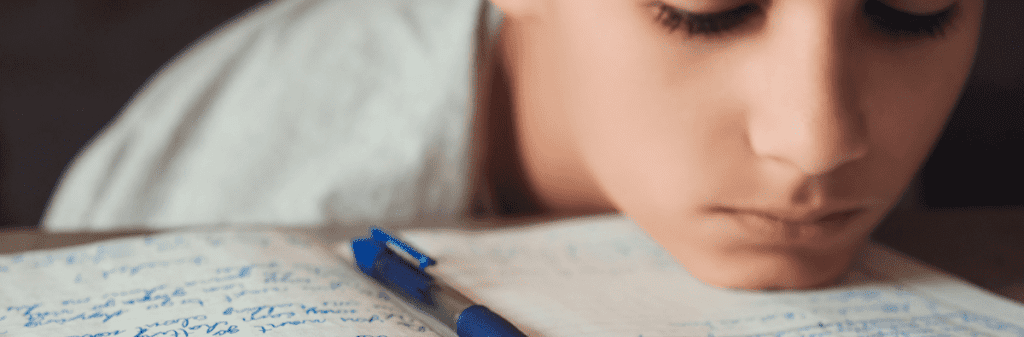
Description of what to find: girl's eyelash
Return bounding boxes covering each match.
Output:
[649,1,761,36]
[649,0,958,39]
[863,0,958,37]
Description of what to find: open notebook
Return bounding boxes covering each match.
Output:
[3,215,1023,336]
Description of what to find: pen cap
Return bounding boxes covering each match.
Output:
[457,305,527,337]
[352,236,435,305]
[352,237,384,275]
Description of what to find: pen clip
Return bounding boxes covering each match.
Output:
[371,227,436,271]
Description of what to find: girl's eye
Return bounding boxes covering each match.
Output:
[649,1,761,37]
[864,0,958,38]
[649,0,958,39]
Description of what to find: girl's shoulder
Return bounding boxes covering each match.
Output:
[43,0,492,231]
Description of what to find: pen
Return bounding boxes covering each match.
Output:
[352,227,528,337]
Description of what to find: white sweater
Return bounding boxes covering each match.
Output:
[43,0,501,231]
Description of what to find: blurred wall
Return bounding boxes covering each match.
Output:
[922,0,1024,207]
[1,0,1022,228]
[1,0,265,228]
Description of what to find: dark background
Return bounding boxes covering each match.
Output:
[1,0,266,228]
[1,0,1023,229]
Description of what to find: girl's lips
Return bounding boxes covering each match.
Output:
[712,206,867,243]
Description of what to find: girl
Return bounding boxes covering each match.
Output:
[44,0,985,290]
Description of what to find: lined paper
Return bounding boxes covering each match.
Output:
[0,230,440,337]
[396,215,1024,337]
[6,216,1024,336]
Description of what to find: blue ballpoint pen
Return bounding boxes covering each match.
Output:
[352,228,528,337]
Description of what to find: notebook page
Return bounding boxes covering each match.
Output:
[396,215,1024,337]
[0,230,441,337]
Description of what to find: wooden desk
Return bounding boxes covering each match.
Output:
[872,206,1024,304]
[3,208,1023,304]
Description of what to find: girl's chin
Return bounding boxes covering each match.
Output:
[679,243,861,291]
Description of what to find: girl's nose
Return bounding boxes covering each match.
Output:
[745,8,869,176]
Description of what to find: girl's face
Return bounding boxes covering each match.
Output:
[496,0,984,289]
